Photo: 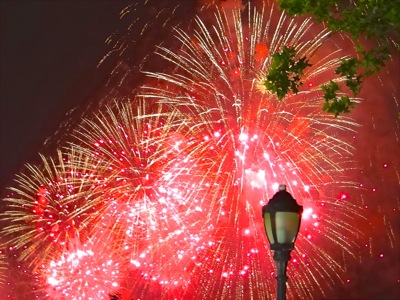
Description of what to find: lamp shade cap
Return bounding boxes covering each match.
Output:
[262,188,303,214]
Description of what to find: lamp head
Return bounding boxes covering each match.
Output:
[262,185,303,251]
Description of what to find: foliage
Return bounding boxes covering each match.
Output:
[265,0,400,116]
[321,81,354,117]
[278,0,400,40]
[264,46,311,100]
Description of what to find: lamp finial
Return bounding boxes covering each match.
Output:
[278,184,286,191]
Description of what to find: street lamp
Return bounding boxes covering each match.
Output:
[262,184,303,300]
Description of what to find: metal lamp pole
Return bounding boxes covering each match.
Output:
[262,185,303,300]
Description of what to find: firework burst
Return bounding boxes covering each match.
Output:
[69,99,221,295]
[43,238,124,300]
[136,1,366,298]
[0,149,110,268]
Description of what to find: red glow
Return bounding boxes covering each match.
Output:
[0,3,374,299]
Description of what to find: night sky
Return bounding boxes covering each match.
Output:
[0,1,399,299]
[0,1,133,189]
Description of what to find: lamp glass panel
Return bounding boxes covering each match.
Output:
[275,212,300,243]
[263,213,275,244]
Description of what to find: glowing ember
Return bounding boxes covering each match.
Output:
[44,243,123,300]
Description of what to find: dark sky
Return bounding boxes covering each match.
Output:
[0,0,132,189]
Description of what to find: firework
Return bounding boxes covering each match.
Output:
[136,1,366,298]
[0,149,110,267]
[70,99,220,294]
[43,238,124,300]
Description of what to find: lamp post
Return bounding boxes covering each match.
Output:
[262,184,303,300]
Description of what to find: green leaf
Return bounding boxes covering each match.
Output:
[264,46,311,100]
[321,81,355,117]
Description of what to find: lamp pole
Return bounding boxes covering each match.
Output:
[273,248,291,300]
[262,184,303,300]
